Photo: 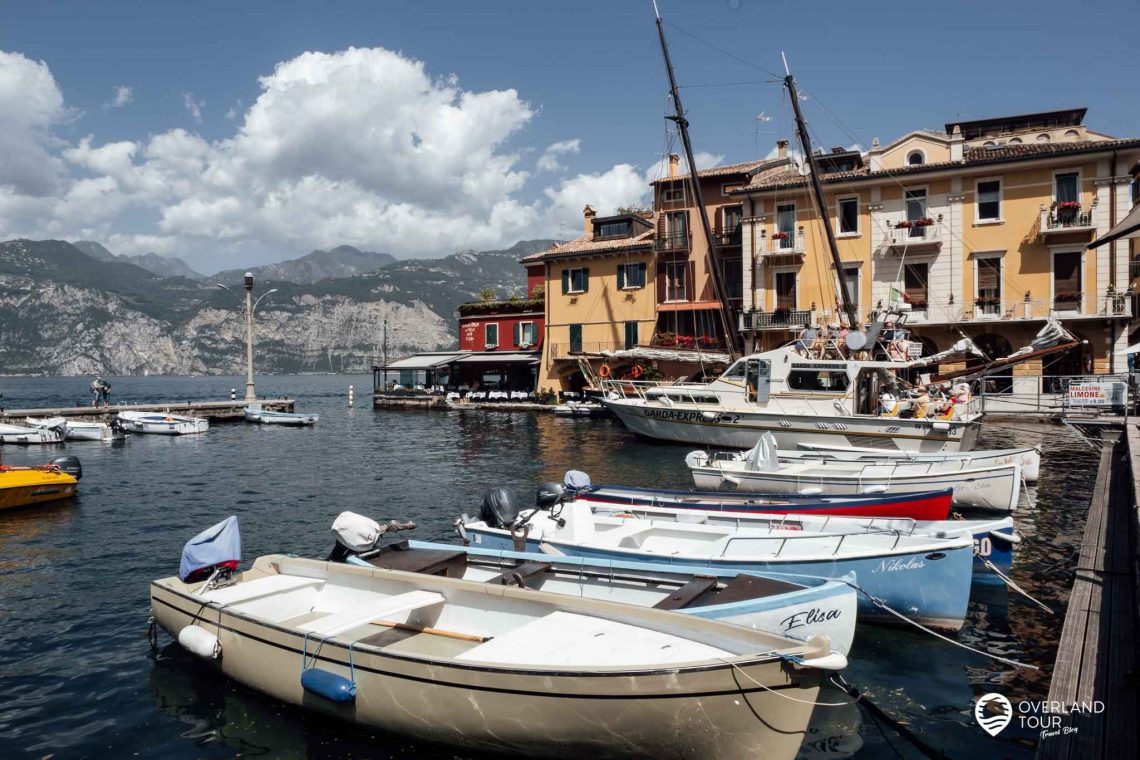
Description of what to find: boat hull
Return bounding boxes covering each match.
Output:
[797,443,1040,481]
[118,413,208,435]
[0,469,78,510]
[0,427,64,444]
[151,568,822,760]
[605,398,979,453]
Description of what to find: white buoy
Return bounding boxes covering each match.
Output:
[230,388,237,401]
[348,385,354,407]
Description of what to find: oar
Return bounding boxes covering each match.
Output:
[369,619,490,643]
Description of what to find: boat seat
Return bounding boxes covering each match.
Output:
[203,575,323,605]
[298,590,445,637]
[364,543,469,578]
[652,576,719,610]
[485,562,552,587]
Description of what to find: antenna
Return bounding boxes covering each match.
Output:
[780,51,790,76]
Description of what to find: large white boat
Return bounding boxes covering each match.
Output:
[117,411,209,435]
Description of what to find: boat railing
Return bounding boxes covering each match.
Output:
[600,378,707,402]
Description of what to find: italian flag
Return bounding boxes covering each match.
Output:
[890,286,911,304]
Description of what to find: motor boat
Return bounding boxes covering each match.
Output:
[0,455,82,510]
[26,417,125,442]
[243,405,319,426]
[117,411,209,435]
[0,418,66,444]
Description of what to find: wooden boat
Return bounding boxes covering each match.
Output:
[243,406,319,426]
[152,553,840,760]
[0,420,65,444]
[334,534,859,656]
[792,442,1040,481]
[570,481,953,521]
[26,417,125,442]
[0,456,81,510]
[686,434,1024,512]
[460,499,975,631]
[117,411,208,435]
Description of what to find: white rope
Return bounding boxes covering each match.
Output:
[981,557,1054,614]
[722,658,850,707]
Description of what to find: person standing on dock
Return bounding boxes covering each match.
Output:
[90,376,111,408]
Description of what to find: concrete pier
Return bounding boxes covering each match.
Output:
[1,398,294,424]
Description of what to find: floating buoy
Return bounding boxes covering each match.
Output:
[178,624,221,659]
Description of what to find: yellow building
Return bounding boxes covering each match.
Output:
[732,108,1140,387]
[524,208,658,393]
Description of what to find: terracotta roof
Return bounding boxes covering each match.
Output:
[651,158,784,185]
[733,137,1140,193]
[519,231,654,263]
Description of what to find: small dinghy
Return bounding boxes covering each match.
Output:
[0,419,65,444]
[153,517,841,760]
[459,486,975,631]
[795,442,1041,481]
[243,405,319,426]
[687,434,1024,512]
[117,411,208,435]
[553,400,610,418]
[326,511,858,656]
[0,455,81,510]
[26,417,125,442]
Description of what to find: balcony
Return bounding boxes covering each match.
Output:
[1039,203,1095,240]
[739,308,813,331]
[656,230,691,253]
[549,341,628,359]
[882,219,942,252]
[713,225,742,247]
[761,231,806,257]
[651,334,728,351]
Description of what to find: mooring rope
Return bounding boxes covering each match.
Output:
[722,657,851,707]
[829,674,953,760]
[980,557,1054,614]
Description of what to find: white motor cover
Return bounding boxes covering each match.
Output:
[332,511,382,552]
[684,450,709,469]
[178,624,221,659]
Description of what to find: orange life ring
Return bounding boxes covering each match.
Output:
[598,364,612,378]
[630,365,644,379]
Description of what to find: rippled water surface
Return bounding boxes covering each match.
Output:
[0,375,1097,759]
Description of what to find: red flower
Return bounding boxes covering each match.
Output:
[771,231,789,240]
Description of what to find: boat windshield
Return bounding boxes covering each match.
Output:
[720,360,747,381]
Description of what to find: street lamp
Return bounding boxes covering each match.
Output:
[216,272,277,402]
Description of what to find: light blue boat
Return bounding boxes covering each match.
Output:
[459,500,975,631]
[243,405,319,426]
[345,539,860,656]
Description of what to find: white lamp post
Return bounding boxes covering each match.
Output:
[217,273,277,402]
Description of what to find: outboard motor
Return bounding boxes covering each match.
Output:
[180,516,241,584]
[327,511,416,562]
[536,482,565,508]
[480,487,522,529]
[563,470,592,495]
[50,455,82,480]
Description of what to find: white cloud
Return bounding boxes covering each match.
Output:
[103,85,133,110]
[224,99,242,120]
[182,92,204,124]
[0,46,679,268]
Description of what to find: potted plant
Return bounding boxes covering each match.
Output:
[676,335,696,349]
[697,334,717,347]
[653,332,677,348]
[771,231,789,240]
[1056,200,1081,224]
[914,217,935,227]
[894,220,913,230]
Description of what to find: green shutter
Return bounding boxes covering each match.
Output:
[569,324,583,353]
[625,321,638,349]
[513,322,521,346]
[561,269,570,295]
[617,265,625,290]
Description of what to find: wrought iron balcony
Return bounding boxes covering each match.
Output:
[656,230,691,253]
[1039,204,1095,239]
[738,308,813,331]
[713,224,742,247]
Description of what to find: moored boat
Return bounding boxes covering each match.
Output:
[118,411,209,435]
[243,405,319,426]
[0,455,82,510]
[0,419,65,444]
[27,417,125,442]
[792,442,1040,481]
[154,519,841,760]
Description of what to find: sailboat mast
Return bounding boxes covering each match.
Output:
[783,69,859,329]
[653,6,739,360]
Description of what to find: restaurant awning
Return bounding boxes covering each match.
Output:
[375,352,466,371]
[453,352,541,365]
[1088,202,1140,249]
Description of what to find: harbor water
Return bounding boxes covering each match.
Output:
[0,374,1096,759]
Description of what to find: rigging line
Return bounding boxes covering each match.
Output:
[661,20,785,79]
[678,80,781,89]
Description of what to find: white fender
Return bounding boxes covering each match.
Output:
[797,652,849,671]
[178,624,221,659]
[798,487,824,496]
[860,485,889,494]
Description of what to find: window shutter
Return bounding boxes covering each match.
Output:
[638,262,647,288]
[513,322,521,346]
[617,265,625,290]
[656,263,666,297]
[561,269,570,295]
[687,261,696,302]
[583,268,590,293]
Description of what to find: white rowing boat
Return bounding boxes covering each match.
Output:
[26,417,125,442]
[794,442,1040,481]
[117,411,209,435]
[243,405,319,426]
[0,419,65,444]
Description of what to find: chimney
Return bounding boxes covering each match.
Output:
[668,153,680,178]
[869,137,882,171]
[832,146,846,154]
[583,204,596,238]
[950,125,964,162]
[776,139,788,160]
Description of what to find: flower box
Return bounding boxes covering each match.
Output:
[914,218,935,227]
[771,231,789,240]
[1056,201,1081,211]
[894,220,913,230]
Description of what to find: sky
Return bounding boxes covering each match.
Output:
[1,0,1137,274]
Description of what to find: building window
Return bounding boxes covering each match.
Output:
[774,271,796,310]
[515,321,537,347]
[905,188,928,238]
[837,265,859,314]
[664,261,688,302]
[838,197,859,234]
[776,203,796,249]
[617,262,646,289]
[1053,252,1082,311]
[662,187,684,203]
[1009,137,1023,145]
[1064,129,1080,141]
[722,183,743,195]
[1055,171,1079,204]
[1036,133,1051,143]
[976,256,1002,316]
[569,324,583,354]
[903,263,928,311]
[561,267,589,294]
[485,323,499,348]
[661,211,688,250]
[596,221,630,239]
[624,321,639,350]
[977,179,1002,222]
[907,150,925,166]
[722,205,743,234]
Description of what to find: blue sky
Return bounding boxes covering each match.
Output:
[1,0,1137,272]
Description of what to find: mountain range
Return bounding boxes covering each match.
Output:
[0,238,553,376]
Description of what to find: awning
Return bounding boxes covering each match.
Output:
[657,300,724,313]
[453,352,541,365]
[1088,202,1140,249]
[600,347,731,363]
[1126,342,1140,355]
[376,353,466,371]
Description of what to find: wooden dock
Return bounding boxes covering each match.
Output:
[373,393,557,413]
[1037,427,1139,759]
[0,398,294,424]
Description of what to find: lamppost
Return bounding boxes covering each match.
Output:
[216,272,277,402]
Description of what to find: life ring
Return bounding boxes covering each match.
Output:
[629,365,644,379]
[598,364,612,378]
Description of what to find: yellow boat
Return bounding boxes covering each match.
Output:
[0,458,81,511]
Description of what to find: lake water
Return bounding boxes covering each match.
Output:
[0,374,1096,759]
